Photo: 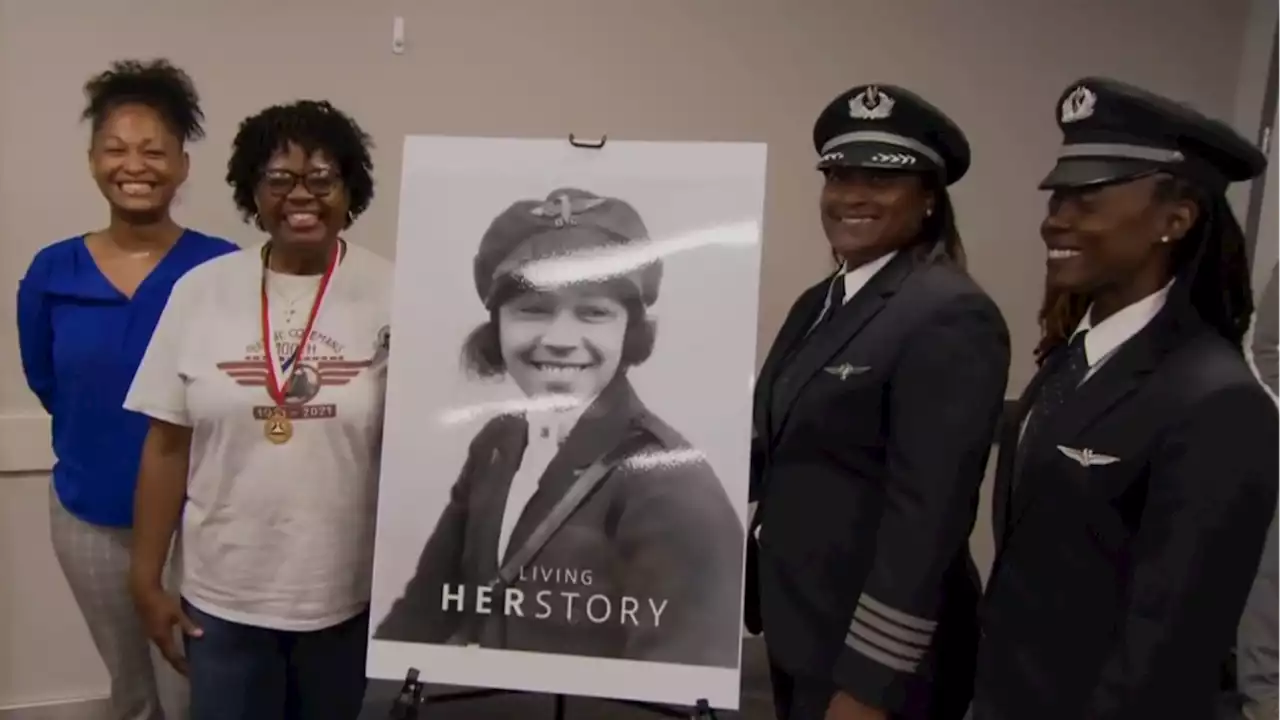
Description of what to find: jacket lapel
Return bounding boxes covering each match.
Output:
[770,250,917,438]
[755,280,829,442]
[498,377,642,567]
[1006,303,1197,531]
[992,358,1055,548]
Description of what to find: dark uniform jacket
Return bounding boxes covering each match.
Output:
[974,299,1280,720]
[749,249,1011,715]
[375,377,745,668]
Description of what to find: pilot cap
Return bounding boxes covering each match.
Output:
[473,187,662,310]
[812,83,971,186]
[1039,76,1266,192]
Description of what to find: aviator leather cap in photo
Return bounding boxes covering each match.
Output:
[812,83,971,186]
[1040,76,1267,192]
[473,187,663,310]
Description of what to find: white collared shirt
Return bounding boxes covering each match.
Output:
[841,250,899,305]
[1018,281,1173,444]
[496,399,590,563]
[1072,280,1173,383]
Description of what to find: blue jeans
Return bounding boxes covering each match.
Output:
[182,598,369,720]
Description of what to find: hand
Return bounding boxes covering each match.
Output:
[132,585,202,675]
[824,690,889,720]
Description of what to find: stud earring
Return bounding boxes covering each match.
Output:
[925,208,934,218]
[1159,235,1170,244]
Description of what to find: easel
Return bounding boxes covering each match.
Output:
[385,666,720,719]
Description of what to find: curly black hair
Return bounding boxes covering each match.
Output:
[225,100,375,229]
[81,58,205,143]
[1034,175,1254,362]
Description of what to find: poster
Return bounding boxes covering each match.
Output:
[366,135,767,710]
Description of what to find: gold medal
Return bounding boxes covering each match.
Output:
[260,240,342,446]
[264,407,293,445]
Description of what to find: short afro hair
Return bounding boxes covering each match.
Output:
[225,100,375,229]
[81,58,205,144]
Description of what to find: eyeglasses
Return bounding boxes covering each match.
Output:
[259,169,340,198]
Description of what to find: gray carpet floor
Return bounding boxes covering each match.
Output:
[358,637,774,719]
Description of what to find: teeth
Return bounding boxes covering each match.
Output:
[119,182,153,196]
[533,364,587,376]
[286,213,319,229]
[1048,249,1081,260]
[840,218,873,225]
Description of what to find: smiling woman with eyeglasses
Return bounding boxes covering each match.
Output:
[123,100,393,720]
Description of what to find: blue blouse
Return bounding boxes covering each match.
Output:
[16,230,239,527]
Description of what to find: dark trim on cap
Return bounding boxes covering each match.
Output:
[819,130,945,167]
[1058,143,1185,164]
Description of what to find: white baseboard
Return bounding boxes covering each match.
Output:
[0,413,53,474]
[0,697,109,720]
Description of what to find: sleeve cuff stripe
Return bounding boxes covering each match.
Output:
[845,633,920,673]
[858,594,938,632]
[848,622,927,662]
[850,607,933,647]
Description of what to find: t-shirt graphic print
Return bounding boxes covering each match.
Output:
[125,241,393,632]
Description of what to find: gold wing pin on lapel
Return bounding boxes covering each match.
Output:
[823,363,871,381]
[1056,445,1121,467]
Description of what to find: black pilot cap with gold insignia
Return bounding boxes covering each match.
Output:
[813,83,971,186]
[473,187,663,311]
[1040,76,1267,193]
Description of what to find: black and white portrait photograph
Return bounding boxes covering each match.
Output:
[366,135,768,709]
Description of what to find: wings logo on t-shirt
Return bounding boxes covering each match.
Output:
[214,329,373,422]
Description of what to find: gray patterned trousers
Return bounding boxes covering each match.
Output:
[48,484,187,720]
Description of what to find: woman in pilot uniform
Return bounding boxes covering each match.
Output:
[972,77,1278,720]
[750,84,1011,720]
[374,188,745,670]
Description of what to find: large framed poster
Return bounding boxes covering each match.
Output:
[366,135,767,710]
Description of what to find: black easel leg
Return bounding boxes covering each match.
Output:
[603,699,706,718]
[388,668,714,720]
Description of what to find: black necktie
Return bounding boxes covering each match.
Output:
[1018,330,1090,456]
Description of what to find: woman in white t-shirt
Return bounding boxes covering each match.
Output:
[124,100,391,720]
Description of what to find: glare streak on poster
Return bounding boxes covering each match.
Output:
[366,135,767,710]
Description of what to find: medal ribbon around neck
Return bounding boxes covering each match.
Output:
[260,241,343,407]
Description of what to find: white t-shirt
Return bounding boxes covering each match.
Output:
[125,241,392,631]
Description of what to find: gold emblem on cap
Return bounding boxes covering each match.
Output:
[530,193,607,228]
[849,86,895,120]
[1061,85,1096,124]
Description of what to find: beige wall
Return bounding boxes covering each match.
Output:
[0,0,1264,710]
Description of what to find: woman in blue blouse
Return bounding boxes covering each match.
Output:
[15,59,237,720]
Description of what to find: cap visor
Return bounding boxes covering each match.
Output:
[1038,158,1158,190]
[816,141,936,174]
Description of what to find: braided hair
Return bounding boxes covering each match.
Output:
[1033,175,1254,362]
[920,180,967,269]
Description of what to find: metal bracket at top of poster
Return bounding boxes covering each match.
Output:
[384,666,720,719]
[568,133,607,149]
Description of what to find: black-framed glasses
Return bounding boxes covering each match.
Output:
[259,169,341,198]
